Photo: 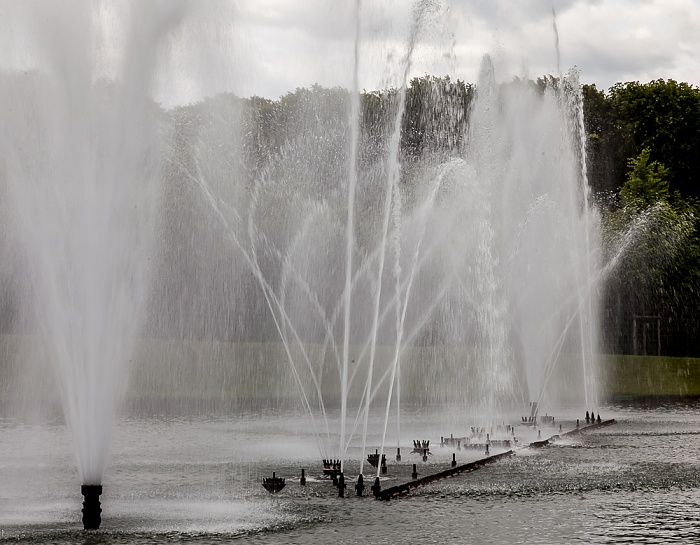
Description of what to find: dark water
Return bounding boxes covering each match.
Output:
[2,404,700,544]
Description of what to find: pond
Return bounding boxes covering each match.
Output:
[2,403,700,544]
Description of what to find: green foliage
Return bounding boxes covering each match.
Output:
[535,75,560,94]
[604,150,695,283]
[619,148,670,209]
[601,145,699,355]
[586,80,700,355]
[583,83,634,196]
[608,79,700,199]
[402,75,473,160]
[163,76,700,355]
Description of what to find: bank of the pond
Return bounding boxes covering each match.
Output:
[603,354,700,401]
[3,333,700,408]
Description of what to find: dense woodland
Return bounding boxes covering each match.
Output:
[2,75,699,357]
[583,79,700,356]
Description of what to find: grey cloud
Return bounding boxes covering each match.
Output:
[176,0,700,100]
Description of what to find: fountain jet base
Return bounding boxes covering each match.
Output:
[81,485,102,530]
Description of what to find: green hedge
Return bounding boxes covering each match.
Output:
[602,354,700,399]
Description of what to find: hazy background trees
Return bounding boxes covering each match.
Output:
[1,75,698,356]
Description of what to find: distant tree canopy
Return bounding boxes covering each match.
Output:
[580,79,700,356]
[401,75,473,160]
[134,76,700,354]
[584,79,700,201]
[620,148,671,209]
[3,72,698,355]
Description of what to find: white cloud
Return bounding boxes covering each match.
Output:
[554,0,700,89]
[439,0,700,91]
[229,0,700,100]
[1,0,698,105]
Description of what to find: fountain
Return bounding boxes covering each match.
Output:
[180,14,603,484]
[0,0,607,534]
[186,65,603,473]
[0,1,189,530]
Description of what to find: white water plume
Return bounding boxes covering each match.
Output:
[0,1,186,484]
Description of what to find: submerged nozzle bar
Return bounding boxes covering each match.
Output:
[81,484,102,530]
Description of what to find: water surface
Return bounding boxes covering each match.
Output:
[2,404,700,544]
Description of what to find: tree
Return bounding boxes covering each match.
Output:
[619,148,670,209]
[608,79,700,199]
[401,75,473,160]
[582,83,634,197]
[602,149,698,355]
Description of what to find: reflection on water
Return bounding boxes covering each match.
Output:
[2,403,700,544]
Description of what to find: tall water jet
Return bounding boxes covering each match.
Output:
[340,0,363,475]
[0,1,187,528]
[463,58,602,412]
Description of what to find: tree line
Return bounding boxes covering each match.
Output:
[582,79,700,356]
[1,74,698,356]
[182,76,700,355]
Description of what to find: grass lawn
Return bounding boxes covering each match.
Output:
[602,354,700,399]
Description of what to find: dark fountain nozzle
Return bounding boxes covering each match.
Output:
[81,484,102,530]
[355,473,365,497]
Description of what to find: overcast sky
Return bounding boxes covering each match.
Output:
[2,0,699,106]
[163,0,700,105]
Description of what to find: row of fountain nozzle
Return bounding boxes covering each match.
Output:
[585,410,601,424]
